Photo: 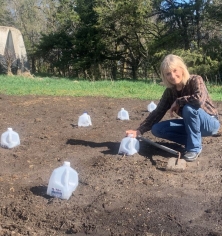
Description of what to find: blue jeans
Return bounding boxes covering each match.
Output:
[151,105,220,153]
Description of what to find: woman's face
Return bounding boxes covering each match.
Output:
[164,66,183,86]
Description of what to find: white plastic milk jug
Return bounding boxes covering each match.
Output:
[117,108,129,120]
[147,101,157,112]
[118,134,140,156]
[1,128,20,149]
[78,112,92,127]
[47,161,79,200]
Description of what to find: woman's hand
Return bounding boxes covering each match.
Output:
[125,130,141,138]
[169,101,180,118]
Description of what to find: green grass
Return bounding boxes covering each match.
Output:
[206,83,222,101]
[0,75,222,101]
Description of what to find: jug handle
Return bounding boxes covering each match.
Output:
[62,168,69,188]
[6,130,17,146]
[129,136,135,151]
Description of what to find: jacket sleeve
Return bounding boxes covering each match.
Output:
[137,88,173,135]
[176,75,207,108]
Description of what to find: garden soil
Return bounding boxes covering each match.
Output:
[0,94,222,236]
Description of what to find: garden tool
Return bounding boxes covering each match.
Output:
[137,136,186,171]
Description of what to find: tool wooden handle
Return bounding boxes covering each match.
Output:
[137,136,179,156]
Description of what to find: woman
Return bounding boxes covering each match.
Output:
[126,54,220,162]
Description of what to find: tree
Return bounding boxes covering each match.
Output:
[152,0,211,50]
[61,0,107,79]
[8,0,61,73]
[0,0,14,26]
[94,0,155,79]
[36,31,75,76]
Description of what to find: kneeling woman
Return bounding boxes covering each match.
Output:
[126,54,220,162]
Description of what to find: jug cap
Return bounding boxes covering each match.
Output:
[149,101,156,105]
[63,161,70,167]
[8,128,13,131]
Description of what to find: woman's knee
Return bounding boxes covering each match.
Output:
[151,123,162,137]
[182,104,198,119]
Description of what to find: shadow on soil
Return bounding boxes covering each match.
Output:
[66,139,120,155]
[30,186,51,199]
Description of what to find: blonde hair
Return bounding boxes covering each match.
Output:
[160,54,190,88]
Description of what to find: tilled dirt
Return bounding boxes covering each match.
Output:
[0,94,222,236]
